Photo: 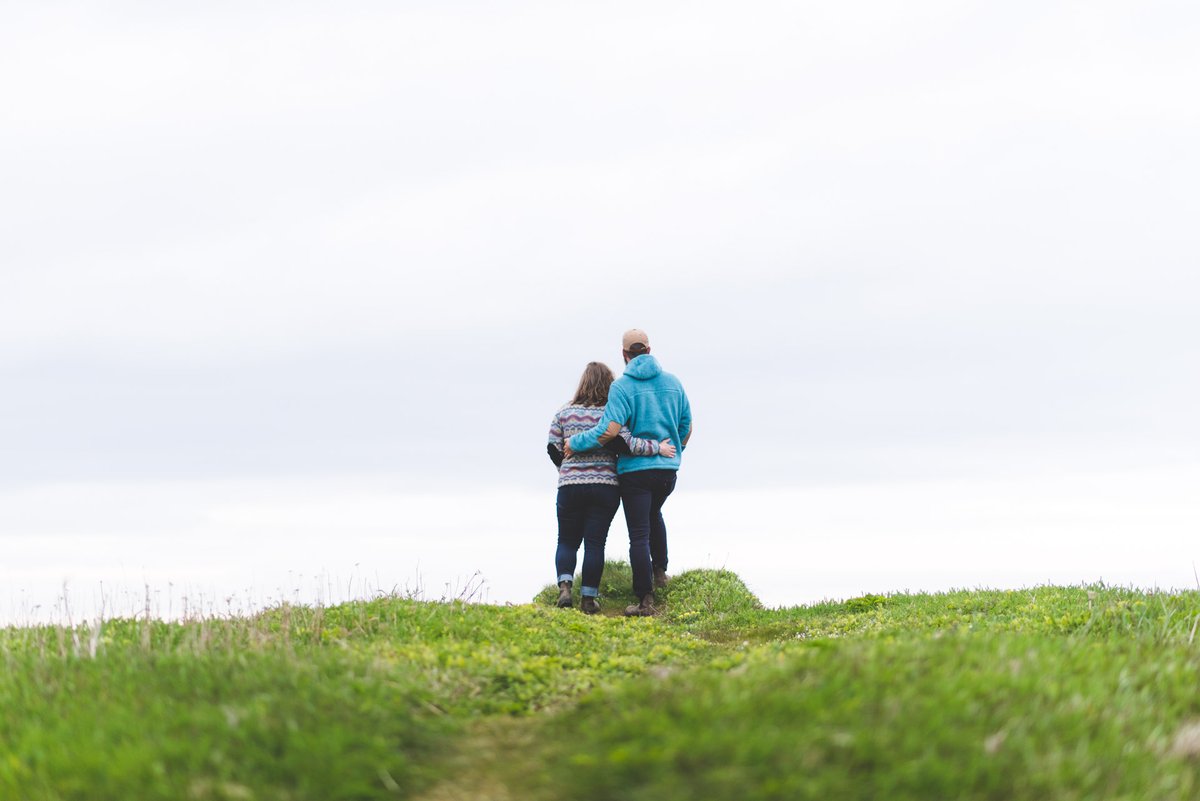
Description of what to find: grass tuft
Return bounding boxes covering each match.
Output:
[659,568,762,624]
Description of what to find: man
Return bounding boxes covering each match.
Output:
[565,329,692,616]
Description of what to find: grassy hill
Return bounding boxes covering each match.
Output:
[4,563,1200,799]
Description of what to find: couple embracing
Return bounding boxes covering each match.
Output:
[546,329,693,617]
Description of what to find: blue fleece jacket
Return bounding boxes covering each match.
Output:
[567,355,692,474]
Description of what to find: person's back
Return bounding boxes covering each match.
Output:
[550,402,626,487]
[602,353,690,475]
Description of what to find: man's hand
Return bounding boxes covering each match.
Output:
[659,438,676,458]
[563,441,574,459]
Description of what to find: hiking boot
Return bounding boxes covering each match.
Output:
[580,596,601,615]
[556,581,573,608]
[623,593,658,617]
[653,569,670,589]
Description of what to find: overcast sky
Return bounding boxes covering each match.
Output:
[3,2,1198,621]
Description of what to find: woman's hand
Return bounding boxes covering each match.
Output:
[658,439,676,458]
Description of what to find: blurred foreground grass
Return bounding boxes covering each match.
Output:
[4,563,1200,799]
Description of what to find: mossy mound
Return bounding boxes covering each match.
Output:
[659,568,762,623]
[535,562,761,620]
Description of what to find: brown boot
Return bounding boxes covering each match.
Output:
[653,569,670,589]
[580,596,600,615]
[556,581,573,608]
[623,593,658,617]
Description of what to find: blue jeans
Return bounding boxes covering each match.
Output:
[556,483,621,596]
[619,469,676,598]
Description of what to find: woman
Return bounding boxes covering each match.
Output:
[547,362,676,614]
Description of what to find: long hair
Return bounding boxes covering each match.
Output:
[571,362,614,407]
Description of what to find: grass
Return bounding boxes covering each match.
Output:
[3,567,1200,799]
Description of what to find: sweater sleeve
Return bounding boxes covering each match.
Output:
[567,385,632,453]
[547,410,565,465]
[621,427,660,456]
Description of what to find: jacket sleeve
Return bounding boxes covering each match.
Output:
[678,388,692,450]
[568,386,632,453]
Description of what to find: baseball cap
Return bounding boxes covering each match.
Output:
[622,329,650,351]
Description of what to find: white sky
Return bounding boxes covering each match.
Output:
[3,2,1198,622]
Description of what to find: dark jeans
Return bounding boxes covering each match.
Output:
[556,483,621,594]
[619,469,677,598]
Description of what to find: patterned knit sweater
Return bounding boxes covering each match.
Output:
[548,403,660,487]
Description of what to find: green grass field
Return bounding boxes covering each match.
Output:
[4,563,1200,800]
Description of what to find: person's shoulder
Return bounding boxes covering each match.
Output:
[560,402,604,418]
[658,371,686,388]
[555,401,586,419]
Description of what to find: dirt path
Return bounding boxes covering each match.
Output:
[415,717,538,801]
